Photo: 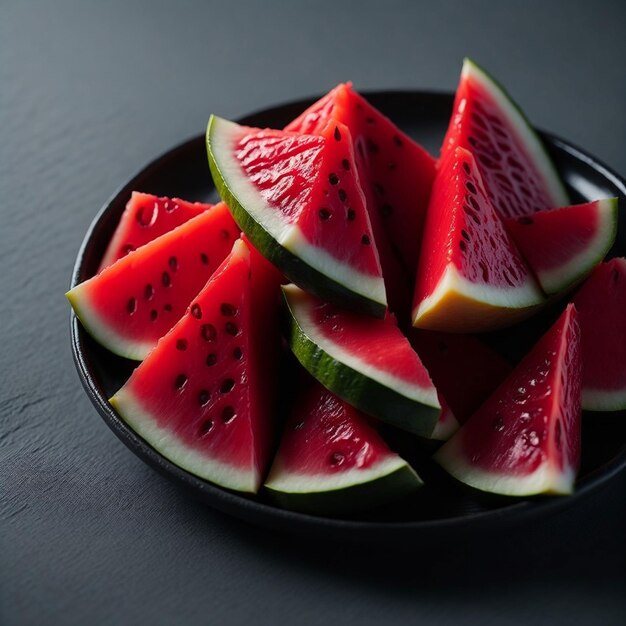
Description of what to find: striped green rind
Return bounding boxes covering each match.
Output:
[282,287,440,436]
[264,462,422,516]
[206,115,386,318]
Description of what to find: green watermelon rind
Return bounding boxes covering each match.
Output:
[264,457,422,516]
[525,198,618,296]
[283,285,441,437]
[110,385,261,493]
[463,58,570,209]
[434,435,576,496]
[206,115,387,319]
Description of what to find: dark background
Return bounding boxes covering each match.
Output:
[2,1,625,624]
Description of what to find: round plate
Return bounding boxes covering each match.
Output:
[70,91,626,542]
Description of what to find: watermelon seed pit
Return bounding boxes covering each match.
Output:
[225,322,239,336]
[462,162,471,175]
[191,304,202,319]
[199,419,213,435]
[459,240,467,252]
[329,452,345,466]
[220,303,237,317]
[144,284,154,300]
[233,347,243,360]
[222,406,236,423]
[328,173,339,185]
[206,353,217,366]
[361,235,370,246]
[137,204,158,227]
[127,297,137,315]
[461,229,470,241]
[174,374,188,391]
[465,181,477,195]
[198,390,210,406]
[201,324,216,341]
[319,208,331,221]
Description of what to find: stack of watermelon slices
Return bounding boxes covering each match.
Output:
[67,59,624,516]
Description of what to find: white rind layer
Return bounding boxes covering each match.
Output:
[413,265,544,322]
[429,406,461,441]
[435,435,575,496]
[583,386,626,412]
[265,455,414,494]
[285,285,440,408]
[67,283,154,361]
[211,117,386,307]
[463,58,569,208]
[537,198,618,294]
[110,387,260,493]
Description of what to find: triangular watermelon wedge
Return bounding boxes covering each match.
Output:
[67,202,239,360]
[412,146,544,333]
[264,381,422,515]
[573,258,626,411]
[98,192,212,272]
[435,304,582,496]
[110,238,283,493]
[206,115,387,318]
[286,83,437,313]
[282,284,443,437]
[504,198,618,295]
[442,58,569,219]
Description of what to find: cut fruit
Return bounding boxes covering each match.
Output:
[435,304,582,496]
[67,203,239,360]
[442,58,569,219]
[283,284,443,436]
[207,115,387,317]
[409,329,513,424]
[504,198,618,295]
[110,238,283,493]
[264,382,422,515]
[412,146,544,333]
[287,83,436,296]
[572,258,626,411]
[98,192,212,272]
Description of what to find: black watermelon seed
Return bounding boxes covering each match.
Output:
[333,126,341,141]
[174,374,188,391]
[233,347,243,360]
[150,309,158,321]
[220,303,237,317]
[461,229,470,241]
[220,229,230,240]
[206,353,217,366]
[199,419,213,435]
[225,322,239,336]
[176,339,187,351]
[319,208,331,221]
[361,234,370,245]
[220,379,235,394]
[163,304,173,312]
[347,208,356,221]
[341,159,350,171]
[200,253,209,265]
[393,135,403,147]
[367,139,379,154]
[381,203,393,216]
[366,116,375,125]
[168,256,178,271]
[127,297,137,315]
[201,324,216,341]
[198,390,210,407]
[144,284,154,300]
[222,406,236,423]
[459,240,467,252]
[462,162,471,175]
[162,271,171,287]
[328,173,339,185]
[338,189,347,202]
[518,216,534,225]
[465,181,477,195]
[191,303,202,319]
[373,183,384,196]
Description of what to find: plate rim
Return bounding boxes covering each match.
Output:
[69,89,626,541]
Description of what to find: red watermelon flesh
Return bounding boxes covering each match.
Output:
[67,202,239,360]
[442,59,569,219]
[412,146,543,332]
[504,199,618,295]
[573,258,626,411]
[287,83,436,295]
[264,381,421,513]
[98,193,212,272]
[409,329,513,424]
[110,238,283,493]
[435,304,582,495]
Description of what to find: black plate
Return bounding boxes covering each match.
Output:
[70,91,626,543]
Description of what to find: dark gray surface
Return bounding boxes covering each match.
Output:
[2,1,625,624]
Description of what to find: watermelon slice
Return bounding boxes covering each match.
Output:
[67,203,239,360]
[282,284,442,436]
[206,115,387,318]
[412,146,544,333]
[409,329,513,424]
[442,58,569,219]
[264,382,422,515]
[504,198,618,295]
[573,258,626,411]
[435,304,582,496]
[98,193,212,272]
[110,238,283,493]
[286,83,436,290]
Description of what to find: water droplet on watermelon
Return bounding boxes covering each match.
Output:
[222,406,236,423]
[347,208,356,221]
[176,339,187,351]
[520,412,531,423]
[319,208,331,221]
[168,256,178,271]
[174,374,188,391]
[338,189,347,202]
[200,253,209,265]
[225,322,239,336]
[144,284,154,300]
[329,452,345,466]
[233,347,243,360]
[220,379,235,394]
[206,353,217,366]
[191,304,202,319]
[201,324,216,341]
[137,203,158,227]
[198,390,210,406]
[529,431,540,446]
[361,234,370,246]
[328,173,339,186]
[341,159,350,171]
[150,309,158,321]
[127,297,137,315]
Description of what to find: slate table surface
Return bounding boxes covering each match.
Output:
[2,1,625,624]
